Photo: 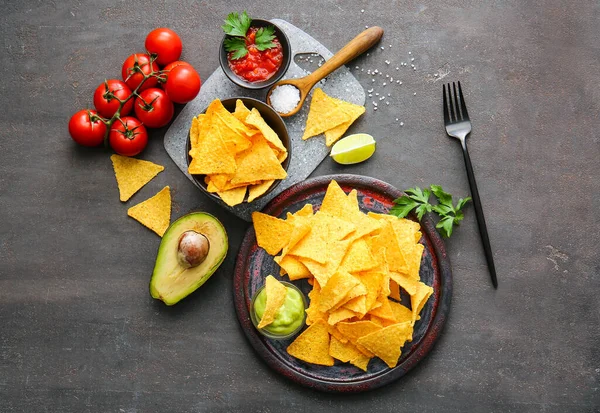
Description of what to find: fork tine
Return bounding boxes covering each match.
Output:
[457,81,469,120]
[447,83,457,122]
[443,84,450,124]
[452,82,461,121]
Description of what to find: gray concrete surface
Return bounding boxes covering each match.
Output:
[0,1,598,412]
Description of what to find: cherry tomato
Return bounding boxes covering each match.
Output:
[145,28,182,66]
[165,65,201,104]
[93,79,133,118]
[160,61,192,88]
[68,109,107,147]
[134,88,174,128]
[121,53,159,92]
[109,116,148,156]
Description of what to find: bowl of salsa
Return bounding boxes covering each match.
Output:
[220,18,291,90]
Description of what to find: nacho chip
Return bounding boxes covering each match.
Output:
[327,307,356,326]
[252,212,293,255]
[356,322,413,368]
[207,99,253,152]
[389,301,413,324]
[318,270,360,312]
[323,101,366,147]
[319,180,355,220]
[257,275,288,328]
[288,228,328,264]
[274,255,312,280]
[230,135,287,185]
[233,99,252,123]
[287,319,334,366]
[329,335,363,362]
[343,295,368,317]
[217,185,247,207]
[247,180,274,203]
[188,123,237,175]
[368,297,396,322]
[245,108,287,154]
[411,281,433,323]
[336,320,382,343]
[111,155,164,202]
[127,186,171,236]
[302,88,357,141]
[389,279,401,301]
[350,353,371,371]
[340,238,378,273]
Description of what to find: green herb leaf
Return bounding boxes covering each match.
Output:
[222,11,252,37]
[390,185,471,238]
[390,196,419,218]
[254,26,277,51]
[223,37,248,60]
[430,185,453,207]
[436,216,455,238]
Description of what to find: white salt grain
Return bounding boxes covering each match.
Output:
[270,85,301,114]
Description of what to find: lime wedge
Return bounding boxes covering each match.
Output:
[329,133,376,165]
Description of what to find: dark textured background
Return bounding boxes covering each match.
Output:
[1,1,599,412]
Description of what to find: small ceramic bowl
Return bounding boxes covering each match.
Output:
[219,19,291,90]
[186,97,291,205]
[249,281,307,340]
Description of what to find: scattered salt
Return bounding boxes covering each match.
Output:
[400,122,404,126]
[270,85,301,114]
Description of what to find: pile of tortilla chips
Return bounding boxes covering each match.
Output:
[252,180,433,371]
[188,99,288,207]
[302,88,366,147]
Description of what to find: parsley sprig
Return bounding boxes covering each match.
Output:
[390,185,471,238]
[222,11,277,60]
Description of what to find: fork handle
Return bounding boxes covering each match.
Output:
[461,140,498,288]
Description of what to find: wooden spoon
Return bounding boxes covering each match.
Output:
[266,26,384,117]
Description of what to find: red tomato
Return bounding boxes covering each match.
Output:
[165,65,201,104]
[134,88,174,128]
[68,109,107,147]
[109,116,148,156]
[93,79,133,118]
[160,60,193,88]
[145,28,182,66]
[121,53,159,92]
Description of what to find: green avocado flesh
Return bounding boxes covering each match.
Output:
[150,212,228,305]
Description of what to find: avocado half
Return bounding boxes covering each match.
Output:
[150,212,228,305]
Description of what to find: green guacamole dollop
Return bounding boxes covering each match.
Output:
[254,286,305,335]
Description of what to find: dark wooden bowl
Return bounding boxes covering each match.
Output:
[186,97,291,205]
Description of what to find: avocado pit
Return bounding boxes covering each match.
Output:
[177,230,210,268]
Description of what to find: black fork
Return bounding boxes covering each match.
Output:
[443,82,498,288]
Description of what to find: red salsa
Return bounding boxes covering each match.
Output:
[228,27,283,83]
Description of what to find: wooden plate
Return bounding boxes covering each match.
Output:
[233,174,452,392]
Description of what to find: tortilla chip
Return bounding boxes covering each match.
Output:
[188,123,237,175]
[257,275,288,328]
[343,295,368,317]
[233,99,253,123]
[252,212,293,255]
[356,322,413,368]
[247,180,274,202]
[274,255,312,280]
[217,185,247,207]
[336,320,382,343]
[318,270,360,312]
[389,279,401,301]
[411,281,433,323]
[319,180,356,221]
[111,155,164,202]
[349,353,371,371]
[302,88,353,140]
[288,228,328,264]
[368,297,396,322]
[305,283,326,326]
[127,186,171,236]
[245,108,287,153]
[287,319,334,366]
[230,135,287,185]
[294,204,314,217]
[327,307,356,325]
[323,101,365,147]
[329,335,363,362]
[389,301,413,324]
[207,99,253,152]
[340,238,378,273]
